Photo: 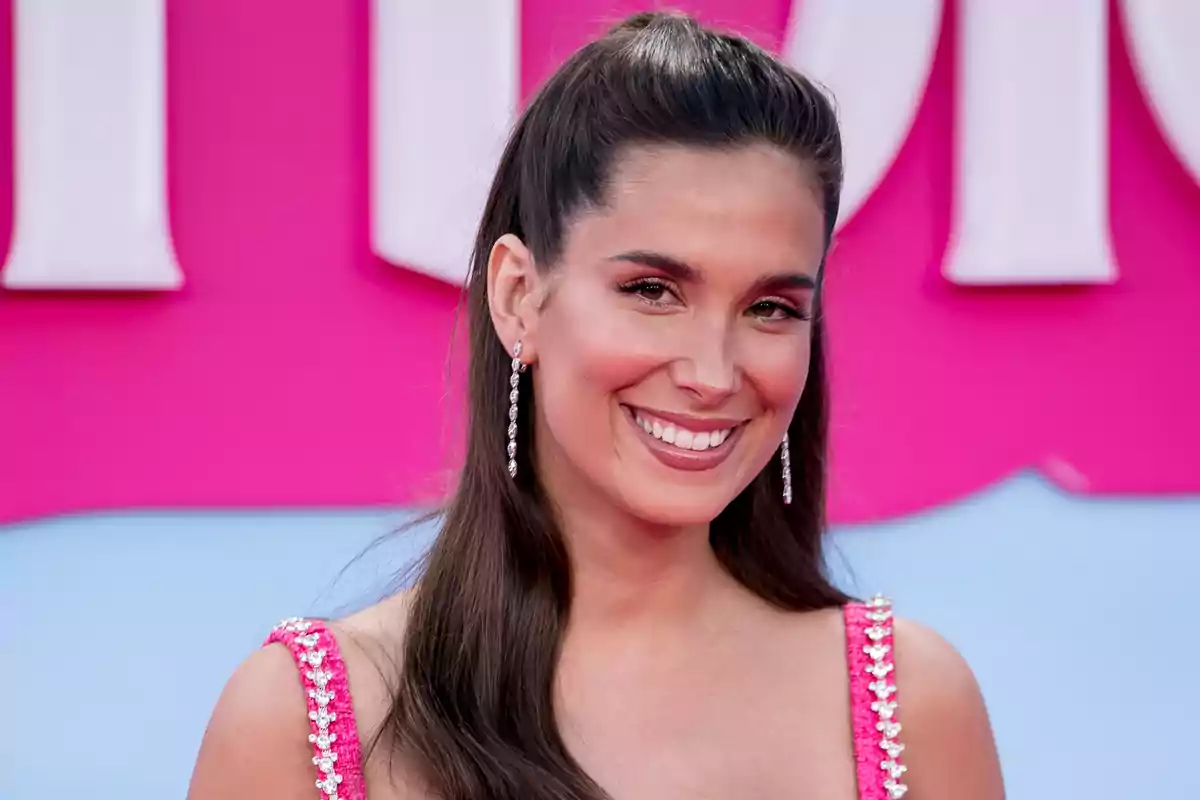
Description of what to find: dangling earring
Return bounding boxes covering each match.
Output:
[780,432,793,505]
[507,340,527,479]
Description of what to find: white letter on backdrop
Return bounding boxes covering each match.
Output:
[1121,1,1200,187]
[2,0,179,290]
[944,0,1116,284]
[782,0,943,229]
[372,0,518,285]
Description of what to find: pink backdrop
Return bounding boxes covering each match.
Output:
[1,0,1197,525]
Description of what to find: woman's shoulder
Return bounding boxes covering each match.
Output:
[333,589,418,741]
[282,590,419,752]
[885,608,990,739]
[188,636,328,798]
[336,587,418,653]
[187,590,418,800]
[840,596,980,691]
[858,599,1005,800]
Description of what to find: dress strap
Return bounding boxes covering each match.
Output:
[843,596,909,800]
[266,618,367,800]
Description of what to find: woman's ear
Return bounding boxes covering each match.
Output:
[487,233,543,362]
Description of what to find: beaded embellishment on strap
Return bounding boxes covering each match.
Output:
[844,596,909,800]
[266,618,366,800]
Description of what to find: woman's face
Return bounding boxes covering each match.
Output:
[510,144,827,527]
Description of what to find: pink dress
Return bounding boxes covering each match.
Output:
[267,595,908,800]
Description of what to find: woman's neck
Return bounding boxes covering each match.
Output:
[571,517,721,625]
[534,430,750,639]
[544,478,741,642]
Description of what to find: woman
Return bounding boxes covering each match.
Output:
[189,12,1003,800]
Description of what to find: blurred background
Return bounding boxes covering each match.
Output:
[1,1,1197,798]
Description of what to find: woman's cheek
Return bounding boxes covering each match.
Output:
[738,331,812,407]
[539,292,680,390]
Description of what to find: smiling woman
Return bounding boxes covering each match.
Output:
[188,11,1003,800]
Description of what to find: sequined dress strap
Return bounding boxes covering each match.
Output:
[844,597,909,800]
[266,618,367,800]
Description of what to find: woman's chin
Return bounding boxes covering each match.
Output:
[615,481,736,529]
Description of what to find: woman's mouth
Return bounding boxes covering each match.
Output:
[622,405,746,472]
[632,410,733,451]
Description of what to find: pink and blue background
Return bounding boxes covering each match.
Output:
[1,1,1197,797]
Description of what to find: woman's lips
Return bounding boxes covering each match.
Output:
[623,405,746,472]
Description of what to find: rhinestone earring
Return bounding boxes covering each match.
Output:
[780,432,793,505]
[507,341,527,478]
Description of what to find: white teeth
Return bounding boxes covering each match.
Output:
[632,411,735,452]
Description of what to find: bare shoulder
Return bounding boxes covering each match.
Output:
[892,616,1006,799]
[188,592,418,800]
[187,643,316,799]
[338,587,416,651]
[332,589,418,744]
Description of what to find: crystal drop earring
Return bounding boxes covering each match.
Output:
[780,432,793,505]
[506,341,526,479]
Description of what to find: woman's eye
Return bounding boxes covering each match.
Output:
[750,300,810,321]
[619,279,677,305]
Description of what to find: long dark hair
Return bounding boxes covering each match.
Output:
[388,12,849,799]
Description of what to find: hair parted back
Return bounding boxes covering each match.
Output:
[388,11,849,799]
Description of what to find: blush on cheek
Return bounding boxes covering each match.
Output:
[740,335,812,413]
[557,320,666,396]
[539,284,672,394]
[528,303,646,466]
